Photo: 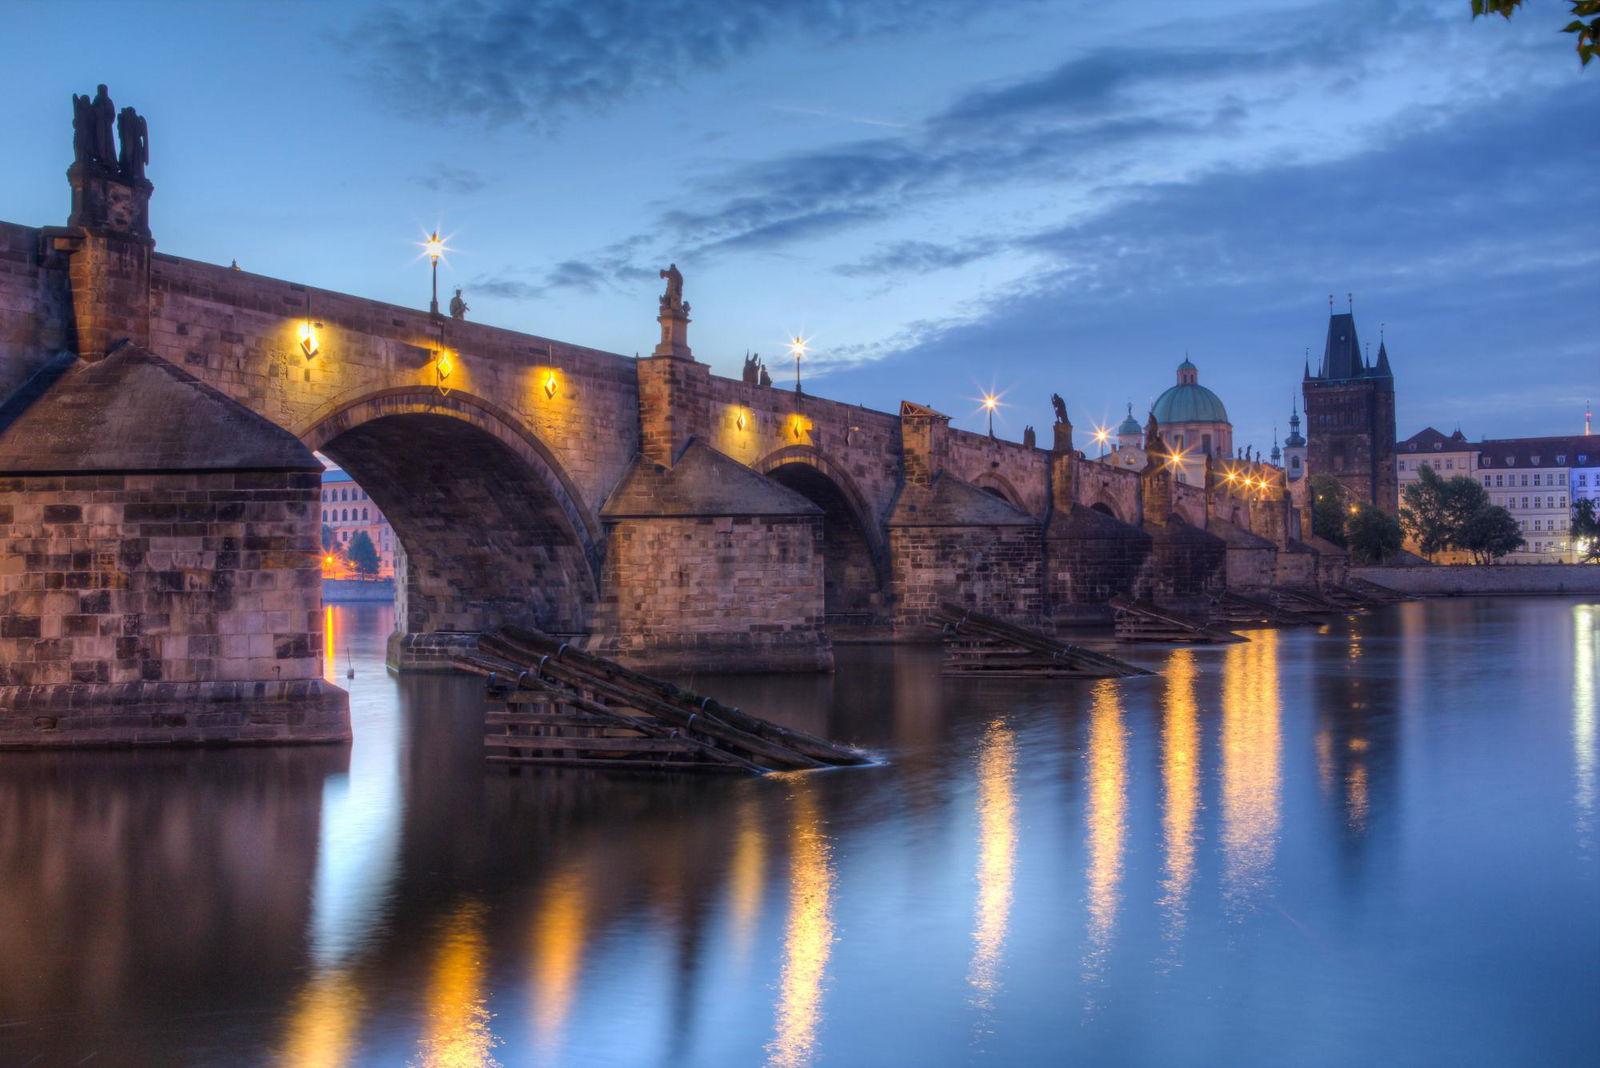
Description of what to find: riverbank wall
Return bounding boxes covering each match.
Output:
[1352,564,1600,597]
[323,579,395,603]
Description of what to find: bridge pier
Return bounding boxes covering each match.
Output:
[0,348,349,748]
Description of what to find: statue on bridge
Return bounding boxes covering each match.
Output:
[449,287,469,320]
[1023,425,1036,449]
[72,86,118,170]
[742,351,764,385]
[117,106,148,182]
[1051,392,1068,426]
[659,263,687,315]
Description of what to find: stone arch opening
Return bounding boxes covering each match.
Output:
[301,392,598,661]
[756,450,886,624]
[972,471,1025,510]
[1090,502,1118,519]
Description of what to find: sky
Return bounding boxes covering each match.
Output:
[2,0,1594,450]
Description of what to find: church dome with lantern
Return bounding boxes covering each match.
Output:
[1151,358,1230,428]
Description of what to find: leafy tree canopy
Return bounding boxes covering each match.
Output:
[1310,475,1348,547]
[1473,0,1600,66]
[1347,504,1404,565]
[347,530,381,577]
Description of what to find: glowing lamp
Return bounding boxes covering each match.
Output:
[543,370,558,400]
[423,229,446,263]
[736,408,748,431]
[435,349,455,396]
[298,320,321,359]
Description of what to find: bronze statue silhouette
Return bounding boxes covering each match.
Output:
[449,287,468,320]
[117,107,148,181]
[90,85,116,167]
[1051,392,1068,425]
[659,263,684,311]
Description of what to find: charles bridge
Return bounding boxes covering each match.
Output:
[0,91,1341,748]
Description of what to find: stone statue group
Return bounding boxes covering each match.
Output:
[72,85,146,182]
[741,351,772,387]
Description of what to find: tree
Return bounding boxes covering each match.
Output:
[1347,504,1404,564]
[1459,505,1524,563]
[1400,465,1452,559]
[1573,497,1600,561]
[347,530,381,577]
[1310,475,1348,547]
[1473,1,1600,67]
[321,523,335,551]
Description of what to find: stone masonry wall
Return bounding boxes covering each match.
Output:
[890,525,1044,629]
[592,514,830,673]
[0,222,71,402]
[146,254,640,524]
[0,470,347,747]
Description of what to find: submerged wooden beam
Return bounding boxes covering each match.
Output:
[930,603,1153,678]
[459,627,870,775]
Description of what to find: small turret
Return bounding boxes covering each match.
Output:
[1283,396,1307,482]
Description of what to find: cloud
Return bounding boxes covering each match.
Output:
[349,0,1017,130]
[471,252,651,303]
[833,238,1000,278]
[827,85,1598,441]
[412,164,488,195]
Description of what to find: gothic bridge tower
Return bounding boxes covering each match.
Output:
[1302,305,1397,513]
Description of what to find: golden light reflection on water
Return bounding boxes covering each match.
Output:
[767,780,834,1068]
[1084,681,1126,974]
[278,968,363,1068]
[1221,630,1281,908]
[1160,651,1199,941]
[1576,605,1596,828]
[415,901,498,1068]
[729,792,768,962]
[967,720,1017,1008]
[323,602,336,684]
[529,866,588,1059]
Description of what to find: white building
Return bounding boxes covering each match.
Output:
[1475,438,1574,563]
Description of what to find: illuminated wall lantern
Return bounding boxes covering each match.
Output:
[736,407,748,432]
[789,414,808,441]
[299,320,322,359]
[435,349,455,397]
[543,370,558,400]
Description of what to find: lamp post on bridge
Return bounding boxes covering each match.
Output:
[983,392,999,438]
[422,229,447,318]
[789,335,808,395]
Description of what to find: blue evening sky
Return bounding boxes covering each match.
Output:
[2,0,1593,449]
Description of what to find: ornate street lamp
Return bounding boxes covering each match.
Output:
[420,229,450,317]
[789,335,809,395]
[983,392,999,437]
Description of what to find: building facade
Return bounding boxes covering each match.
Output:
[320,467,397,577]
[1303,310,1397,512]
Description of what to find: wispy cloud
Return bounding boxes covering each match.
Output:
[412,164,489,195]
[348,0,1019,130]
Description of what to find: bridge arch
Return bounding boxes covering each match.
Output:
[299,388,600,643]
[754,445,888,624]
[971,470,1026,511]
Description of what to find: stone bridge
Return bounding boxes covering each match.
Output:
[0,95,1338,747]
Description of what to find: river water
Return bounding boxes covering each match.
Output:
[1,598,1596,1066]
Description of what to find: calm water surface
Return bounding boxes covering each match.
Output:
[1,598,1597,1066]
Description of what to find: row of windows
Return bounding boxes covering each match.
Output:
[322,507,371,523]
[321,486,367,503]
[1494,496,1568,512]
[333,528,394,548]
[1520,518,1568,532]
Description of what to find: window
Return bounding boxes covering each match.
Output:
[1561,496,1567,508]
[1482,475,1490,486]
[341,508,348,521]
[1292,457,1301,471]
[1535,497,1543,509]
[1557,455,1567,464]
[1495,475,1504,487]
[1202,433,1212,456]
[1581,474,1590,487]
[1521,475,1529,487]
[1398,461,1406,471]
[1522,497,1529,509]
[362,508,369,521]
[1433,460,1441,470]
[1445,460,1454,470]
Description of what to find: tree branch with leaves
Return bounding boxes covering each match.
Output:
[1473,0,1600,66]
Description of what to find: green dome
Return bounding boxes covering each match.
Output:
[1152,359,1228,425]
[1152,382,1229,425]
[1116,404,1142,436]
